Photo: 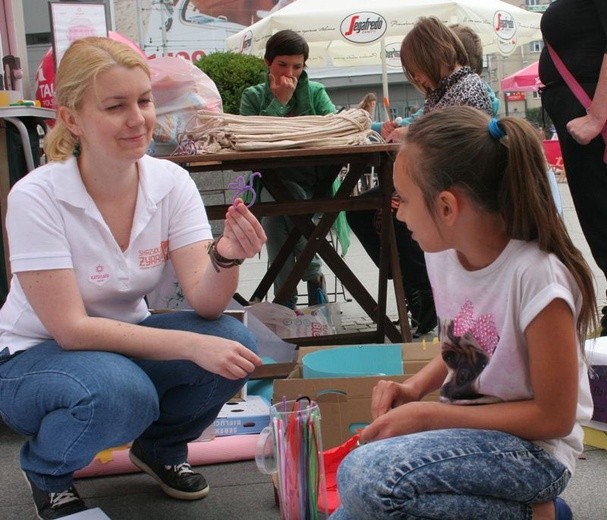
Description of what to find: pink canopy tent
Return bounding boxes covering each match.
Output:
[501,60,543,92]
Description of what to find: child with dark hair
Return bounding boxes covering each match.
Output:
[240,29,339,308]
[331,106,596,520]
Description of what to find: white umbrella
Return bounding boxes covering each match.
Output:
[226,0,542,112]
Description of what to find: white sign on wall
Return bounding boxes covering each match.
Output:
[49,1,108,68]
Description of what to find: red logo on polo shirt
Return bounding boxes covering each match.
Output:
[89,264,111,286]
[138,240,169,269]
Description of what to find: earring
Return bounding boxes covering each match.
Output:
[73,141,81,158]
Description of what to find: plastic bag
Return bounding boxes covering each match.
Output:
[148,56,223,155]
[246,301,343,339]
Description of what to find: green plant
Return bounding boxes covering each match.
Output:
[195,52,266,114]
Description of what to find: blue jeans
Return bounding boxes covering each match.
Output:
[329,429,570,520]
[0,312,256,492]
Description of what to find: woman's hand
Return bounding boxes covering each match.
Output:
[190,334,262,380]
[269,73,297,105]
[218,198,267,260]
[566,112,604,145]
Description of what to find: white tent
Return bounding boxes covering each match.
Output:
[226,0,543,105]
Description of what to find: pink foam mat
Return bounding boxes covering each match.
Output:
[75,434,260,478]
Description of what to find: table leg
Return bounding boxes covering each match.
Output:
[387,211,412,342]
[375,149,413,341]
[261,159,403,342]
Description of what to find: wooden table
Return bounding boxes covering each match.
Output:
[167,143,411,345]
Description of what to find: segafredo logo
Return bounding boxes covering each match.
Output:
[341,12,387,44]
[385,42,402,69]
[493,11,516,41]
[240,30,253,54]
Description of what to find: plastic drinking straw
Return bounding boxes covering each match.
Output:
[286,400,300,519]
[275,417,288,519]
[298,409,306,518]
[306,407,316,520]
[313,409,326,517]
[277,396,290,519]
[308,409,319,519]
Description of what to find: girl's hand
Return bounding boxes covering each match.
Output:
[361,379,425,443]
[370,379,420,420]
[191,335,262,380]
[361,401,430,443]
[386,126,409,143]
[380,120,399,139]
[218,198,267,260]
[566,113,604,145]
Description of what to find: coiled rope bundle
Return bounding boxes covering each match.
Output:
[175,108,377,154]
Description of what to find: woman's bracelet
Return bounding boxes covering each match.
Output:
[207,235,244,272]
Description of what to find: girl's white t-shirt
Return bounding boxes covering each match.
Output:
[426,239,593,474]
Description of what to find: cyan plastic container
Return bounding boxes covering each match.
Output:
[302,344,404,378]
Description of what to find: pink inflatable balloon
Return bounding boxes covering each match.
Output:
[106,30,146,58]
[34,47,56,110]
[34,31,146,110]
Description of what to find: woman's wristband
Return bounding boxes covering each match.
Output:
[207,235,244,272]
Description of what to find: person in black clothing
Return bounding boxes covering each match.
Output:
[540,0,607,336]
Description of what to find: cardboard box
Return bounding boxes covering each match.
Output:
[273,342,441,449]
[583,421,607,450]
[214,395,271,437]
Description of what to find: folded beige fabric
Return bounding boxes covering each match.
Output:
[175,108,377,154]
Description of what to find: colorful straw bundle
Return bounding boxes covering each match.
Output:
[273,397,327,520]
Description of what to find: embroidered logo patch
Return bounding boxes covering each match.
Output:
[89,264,111,286]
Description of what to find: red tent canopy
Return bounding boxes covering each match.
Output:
[501,61,543,92]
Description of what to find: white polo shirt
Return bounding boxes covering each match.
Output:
[0,155,212,353]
